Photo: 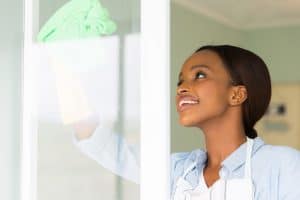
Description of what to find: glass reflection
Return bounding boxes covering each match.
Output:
[35,0,140,199]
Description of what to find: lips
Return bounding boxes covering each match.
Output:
[177,95,199,112]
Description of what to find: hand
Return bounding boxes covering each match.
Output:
[71,114,99,140]
[51,58,93,124]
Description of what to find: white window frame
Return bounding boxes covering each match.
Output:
[21,0,38,199]
[140,0,170,200]
[21,0,170,200]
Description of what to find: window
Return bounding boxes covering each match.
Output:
[21,0,170,200]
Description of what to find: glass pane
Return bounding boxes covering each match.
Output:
[34,0,140,200]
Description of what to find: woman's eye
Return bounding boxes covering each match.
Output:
[196,72,206,79]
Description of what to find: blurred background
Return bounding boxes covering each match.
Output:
[171,0,300,152]
[1,0,300,200]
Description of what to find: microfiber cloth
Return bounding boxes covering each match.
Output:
[37,0,117,42]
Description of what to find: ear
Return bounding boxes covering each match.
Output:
[229,85,247,106]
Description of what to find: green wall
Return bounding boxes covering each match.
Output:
[171,2,300,152]
[171,3,243,152]
[243,26,300,82]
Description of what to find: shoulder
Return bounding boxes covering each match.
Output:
[260,145,300,198]
[170,149,206,176]
[256,142,300,165]
[171,149,206,165]
[270,145,300,170]
[171,152,190,164]
[170,149,206,192]
[254,141,300,177]
[251,137,300,176]
[170,151,191,174]
[252,141,300,198]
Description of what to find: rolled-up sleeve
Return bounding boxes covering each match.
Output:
[72,125,140,184]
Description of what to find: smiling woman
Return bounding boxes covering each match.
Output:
[171,45,300,200]
[72,44,300,200]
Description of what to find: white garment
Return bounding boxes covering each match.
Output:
[173,138,254,200]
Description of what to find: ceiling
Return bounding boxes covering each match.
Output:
[173,0,300,30]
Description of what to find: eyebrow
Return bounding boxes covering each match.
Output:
[178,64,211,79]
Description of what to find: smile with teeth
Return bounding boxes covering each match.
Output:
[179,100,199,107]
[179,100,199,111]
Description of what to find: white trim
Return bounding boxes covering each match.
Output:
[141,0,170,200]
[21,0,38,200]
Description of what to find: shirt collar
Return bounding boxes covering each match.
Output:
[181,137,265,188]
[184,137,265,174]
[221,137,265,172]
[182,149,207,172]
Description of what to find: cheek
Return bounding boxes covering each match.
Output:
[178,82,230,126]
[196,83,229,109]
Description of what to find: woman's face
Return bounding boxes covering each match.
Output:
[176,50,234,128]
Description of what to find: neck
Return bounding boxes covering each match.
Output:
[204,131,246,167]
[200,110,247,168]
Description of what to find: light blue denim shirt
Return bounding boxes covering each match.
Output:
[73,125,140,184]
[73,126,300,200]
[171,137,300,200]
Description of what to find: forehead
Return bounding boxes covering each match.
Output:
[180,50,226,76]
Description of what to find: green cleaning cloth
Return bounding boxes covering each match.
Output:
[37,0,117,42]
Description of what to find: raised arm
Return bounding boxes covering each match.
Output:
[70,116,140,184]
[53,62,140,184]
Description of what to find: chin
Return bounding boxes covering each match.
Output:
[179,117,199,127]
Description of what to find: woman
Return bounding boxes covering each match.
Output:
[73,45,300,200]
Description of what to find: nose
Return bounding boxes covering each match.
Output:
[176,85,190,95]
